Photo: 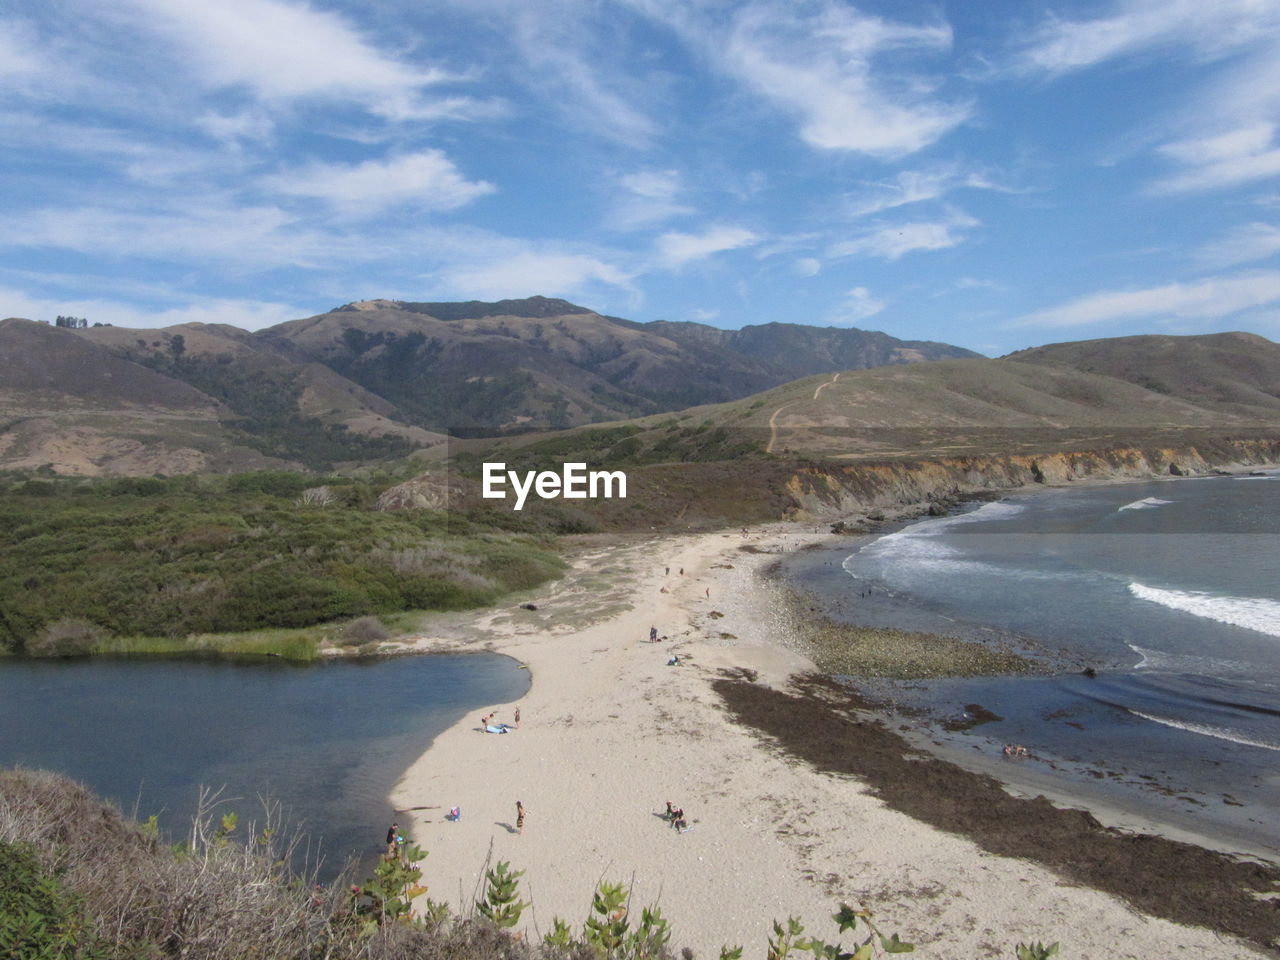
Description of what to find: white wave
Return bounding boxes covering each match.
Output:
[1125,643,1252,675]
[1118,497,1173,511]
[1129,582,1280,639]
[1129,709,1280,752]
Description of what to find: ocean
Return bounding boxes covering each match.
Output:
[786,471,1280,857]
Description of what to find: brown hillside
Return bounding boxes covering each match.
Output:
[1004,332,1280,418]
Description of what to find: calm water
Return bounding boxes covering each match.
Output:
[789,472,1280,854]
[0,653,527,877]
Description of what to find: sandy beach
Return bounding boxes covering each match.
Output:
[390,524,1277,959]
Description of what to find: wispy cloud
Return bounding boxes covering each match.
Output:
[262,151,495,218]
[841,166,1007,218]
[826,286,885,326]
[0,284,307,331]
[119,0,475,121]
[829,211,979,261]
[1195,222,1280,268]
[716,1,968,158]
[1019,0,1280,75]
[1152,123,1280,193]
[655,226,760,267]
[440,250,634,301]
[1011,270,1280,328]
[608,169,694,230]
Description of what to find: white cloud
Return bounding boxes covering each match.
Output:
[842,166,1006,217]
[195,109,275,143]
[0,19,43,84]
[609,169,694,230]
[441,251,634,300]
[1020,0,1280,75]
[0,285,306,331]
[0,203,363,269]
[1152,123,1280,193]
[794,258,821,277]
[829,212,979,261]
[1011,270,1280,328]
[827,287,886,326]
[655,226,760,267]
[263,151,495,217]
[1195,222,1280,268]
[454,0,658,146]
[121,0,468,121]
[716,1,968,157]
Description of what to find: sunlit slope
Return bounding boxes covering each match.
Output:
[1005,331,1280,418]
[475,354,1280,466]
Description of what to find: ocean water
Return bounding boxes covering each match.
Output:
[794,472,1280,855]
[0,653,528,877]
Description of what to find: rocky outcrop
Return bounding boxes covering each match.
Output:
[783,437,1280,519]
[374,472,460,511]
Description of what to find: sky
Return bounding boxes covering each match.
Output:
[3,0,1280,355]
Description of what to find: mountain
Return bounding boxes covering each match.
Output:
[482,339,1280,468]
[1003,332,1280,418]
[0,317,286,476]
[255,296,980,433]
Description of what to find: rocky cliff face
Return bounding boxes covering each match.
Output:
[783,437,1280,520]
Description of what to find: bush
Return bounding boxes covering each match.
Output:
[25,620,106,658]
[340,616,390,646]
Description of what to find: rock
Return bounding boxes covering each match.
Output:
[374,472,459,511]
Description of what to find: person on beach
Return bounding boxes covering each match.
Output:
[670,807,686,832]
[650,626,658,642]
[516,800,526,835]
[385,823,399,858]
[514,707,521,728]
[665,801,676,819]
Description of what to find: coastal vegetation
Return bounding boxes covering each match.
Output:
[0,472,565,658]
[0,768,1070,960]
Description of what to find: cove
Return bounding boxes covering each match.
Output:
[0,652,528,878]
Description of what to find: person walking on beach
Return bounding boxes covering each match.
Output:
[514,707,521,728]
[516,801,526,835]
[385,823,399,858]
[650,626,658,642]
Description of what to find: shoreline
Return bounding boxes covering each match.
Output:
[781,472,1280,865]
[388,516,1279,958]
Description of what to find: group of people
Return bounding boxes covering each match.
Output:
[480,708,520,733]
[1002,743,1029,758]
[664,801,689,833]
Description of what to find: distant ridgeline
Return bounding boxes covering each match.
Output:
[0,298,977,473]
[1,304,1279,480]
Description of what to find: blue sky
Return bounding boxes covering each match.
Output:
[3,0,1280,354]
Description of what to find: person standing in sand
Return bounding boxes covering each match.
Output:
[516,800,526,835]
[514,707,521,728]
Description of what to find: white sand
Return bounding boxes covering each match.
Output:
[391,526,1271,959]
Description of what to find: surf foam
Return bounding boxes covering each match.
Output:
[1128,709,1280,752]
[1129,582,1280,639]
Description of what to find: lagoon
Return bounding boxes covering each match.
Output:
[0,652,527,877]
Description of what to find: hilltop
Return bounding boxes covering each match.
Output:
[0,296,978,474]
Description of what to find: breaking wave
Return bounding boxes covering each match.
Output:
[1129,582,1280,639]
[1128,709,1280,752]
[1118,497,1173,511]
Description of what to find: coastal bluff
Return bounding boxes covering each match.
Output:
[782,437,1280,520]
